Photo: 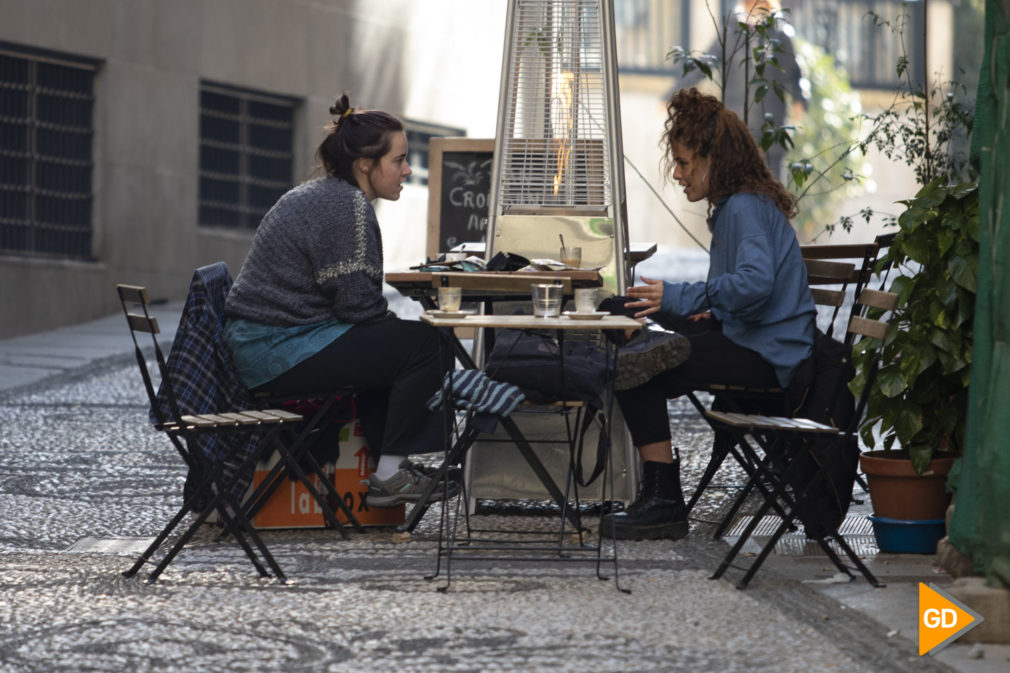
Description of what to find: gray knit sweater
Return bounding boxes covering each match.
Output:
[225,177,389,326]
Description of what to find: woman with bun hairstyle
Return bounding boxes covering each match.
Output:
[225,93,454,508]
[601,87,816,540]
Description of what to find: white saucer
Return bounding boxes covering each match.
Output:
[563,311,609,320]
[427,310,472,319]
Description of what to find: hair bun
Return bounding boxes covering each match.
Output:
[330,92,352,119]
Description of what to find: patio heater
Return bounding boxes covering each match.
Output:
[468,0,636,502]
[486,0,629,291]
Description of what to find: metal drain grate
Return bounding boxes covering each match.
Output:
[722,513,878,558]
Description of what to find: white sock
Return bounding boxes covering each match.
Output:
[374,455,403,480]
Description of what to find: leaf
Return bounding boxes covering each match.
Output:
[949,254,978,292]
[949,181,978,200]
[912,178,948,208]
[898,346,936,382]
[930,328,962,357]
[908,443,934,474]
[894,402,924,445]
[876,366,908,397]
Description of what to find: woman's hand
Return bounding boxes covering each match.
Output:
[687,311,712,322]
[625,276,664,319]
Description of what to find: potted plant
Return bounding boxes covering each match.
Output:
[837,2,978,535]
[852,178,978,522]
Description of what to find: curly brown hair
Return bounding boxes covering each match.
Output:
[662,87,797,219]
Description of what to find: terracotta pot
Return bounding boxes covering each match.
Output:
[859,450,955,520]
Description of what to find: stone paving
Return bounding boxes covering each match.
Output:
[1,270,1005,672]
[0,357,967,673]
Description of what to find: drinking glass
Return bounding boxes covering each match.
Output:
[574,288,597,313]
[560,246,582,268]
[438,286,462,312]
[531,283,563,318]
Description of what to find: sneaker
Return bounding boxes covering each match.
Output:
[613,330,691,391]
[402,459,463,485]
[366,461,461,508]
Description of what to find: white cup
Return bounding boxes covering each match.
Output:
[438,286,462,312]
[531,283,563,318]
[574,288,597,313]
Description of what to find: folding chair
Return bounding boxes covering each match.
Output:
[703,288,897,589]
[240,389,365,535]
[117,283,303,582]
[684,256,860,524]
[800,241,882,342]
[177,263,364,537]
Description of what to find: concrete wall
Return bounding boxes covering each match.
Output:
[0,0,505,338]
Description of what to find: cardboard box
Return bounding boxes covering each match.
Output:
[248,419,404,529]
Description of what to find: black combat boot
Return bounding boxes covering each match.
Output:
[600,460,688,540]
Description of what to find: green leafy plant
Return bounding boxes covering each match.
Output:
[667,6,867,238]
[786,38,864,239]
[851,179,979,474]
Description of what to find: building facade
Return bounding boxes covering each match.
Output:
[1,0,964,338]
[0,0,505,338]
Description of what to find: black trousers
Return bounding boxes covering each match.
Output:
[253,315,450,458]
[616,317,781,447]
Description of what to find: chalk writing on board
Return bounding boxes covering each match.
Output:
[439,153,492,250]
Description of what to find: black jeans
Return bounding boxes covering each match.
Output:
[253,315,450,458]
[616,317,781,447]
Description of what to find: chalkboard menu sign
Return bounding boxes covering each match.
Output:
[426,138,494,258]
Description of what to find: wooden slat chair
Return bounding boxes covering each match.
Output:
[800,242,882,342]
[703,288,897,589]
[218,391,366,537]
[684,256,859,525]
[117,283,304,583]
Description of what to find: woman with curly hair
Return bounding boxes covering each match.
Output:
[601,87,816,541]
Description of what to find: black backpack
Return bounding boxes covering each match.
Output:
[783,329,859,538]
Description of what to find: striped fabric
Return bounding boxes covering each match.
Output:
[426,369,525,417]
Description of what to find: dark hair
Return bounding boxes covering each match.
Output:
[662,87,797,219]
[316,92,404,187]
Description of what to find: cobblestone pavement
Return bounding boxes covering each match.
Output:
[1,272,1004,672]
[0,358,974,673]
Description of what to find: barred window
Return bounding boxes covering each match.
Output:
[0,43,97,259]
[614,0,691,74]
[783,0,925,90]
[198,82,297,230]
[404,120,466,187]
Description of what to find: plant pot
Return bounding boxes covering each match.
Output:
[868,515,946,553]
[859,450,955,520]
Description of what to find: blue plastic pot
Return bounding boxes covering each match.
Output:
[868,515,946,554]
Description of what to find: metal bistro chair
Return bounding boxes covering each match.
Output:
[187,263,364,538]
[703,288,898,589]
[684,256,860,529]
[117,282,302,582]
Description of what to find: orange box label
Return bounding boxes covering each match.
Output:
[248,420,404,529]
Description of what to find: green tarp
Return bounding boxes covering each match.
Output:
[949,0,1010,588]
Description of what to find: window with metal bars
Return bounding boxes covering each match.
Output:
[404,120,466,187]
[0,43,97,260]
[198,82,297,230]
[614,0,691,74]
[788,0,925,90]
